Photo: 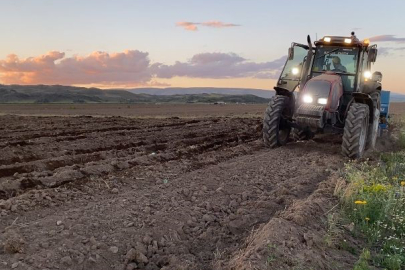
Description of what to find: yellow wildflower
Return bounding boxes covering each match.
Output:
[401,181,405,187]
[365,217,370,221]
[355,200,367,205]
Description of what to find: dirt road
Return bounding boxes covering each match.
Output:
[0,115,358,270]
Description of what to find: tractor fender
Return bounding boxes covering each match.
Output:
[363,80,382,94]
[349,93,376,124]
[273,87,295,118]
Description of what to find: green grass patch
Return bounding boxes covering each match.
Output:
[339,148,405,269]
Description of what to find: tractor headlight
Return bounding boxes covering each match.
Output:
[364,71,372,79]
[317,98,328,105]
[303,95,313,103]
[344,38,352,44]
[292,67,300,75]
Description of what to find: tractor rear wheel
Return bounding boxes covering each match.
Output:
[263,95,291,148]
[342,103,370,158]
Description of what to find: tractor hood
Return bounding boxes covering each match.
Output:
[300,72,343,112]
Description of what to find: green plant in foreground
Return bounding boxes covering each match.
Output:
[341,152,405,270]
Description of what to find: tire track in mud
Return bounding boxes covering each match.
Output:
[0,115,346,270]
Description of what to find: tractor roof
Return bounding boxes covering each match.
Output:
[315,33,370,47]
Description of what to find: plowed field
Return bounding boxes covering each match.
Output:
[2,104,401,269]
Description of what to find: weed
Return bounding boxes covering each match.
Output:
[340,152,405,269]
[324,212,342,247]
[265,242,277,268]
[265,254,276,267]
[213,247,225,260]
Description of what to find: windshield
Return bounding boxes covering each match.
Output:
[276,45,308,92]
[312,46,359,92]
[312,46,359,74]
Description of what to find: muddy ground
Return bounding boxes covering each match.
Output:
[0,110,390,270]
[0,103,403,118]
[0,104,266,118]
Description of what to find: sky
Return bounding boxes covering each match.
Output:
[0,0,404,93]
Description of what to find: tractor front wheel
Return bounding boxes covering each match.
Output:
[263,95,291,148]
[342,103,370,158]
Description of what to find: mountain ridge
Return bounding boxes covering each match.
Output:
[0,84,404,103]
[0,85,269,104]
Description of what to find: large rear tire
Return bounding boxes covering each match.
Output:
[342,103,370,159]
[263,95,291,148]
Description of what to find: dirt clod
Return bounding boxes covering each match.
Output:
[110,246,119,254]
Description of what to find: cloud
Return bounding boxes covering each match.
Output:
[153,52,286,79]
[201,21,240,28]
[176,22,198,31]
[368,35,405,43]
[377,46,405,57]
[0,50,153,86]
[176,21,240,31]
[0,50,284,86]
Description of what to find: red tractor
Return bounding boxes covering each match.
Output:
[263,32,383,158]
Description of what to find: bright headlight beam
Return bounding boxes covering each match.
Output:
[318,98,328,105]
[344,38,352,44]
[324,37,331,42]
[303,95,313,103]
[364,71,372,79]
[292,67,300,75]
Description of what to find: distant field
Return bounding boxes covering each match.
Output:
[390,102,405,115]
[0,102,403,118]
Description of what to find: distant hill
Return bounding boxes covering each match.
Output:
[130,87,405,102]
[390,92,405,102]
[0,85,138,103]
[0,84,403,104]
[0,85,269,104]
[129,87,275,98]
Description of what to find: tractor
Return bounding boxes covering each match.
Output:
[263,32,388,158]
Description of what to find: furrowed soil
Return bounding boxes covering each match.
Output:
[0,108,383,270]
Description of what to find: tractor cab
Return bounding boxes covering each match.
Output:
[277,33,378,95]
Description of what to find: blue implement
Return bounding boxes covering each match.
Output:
[379,90,390,130]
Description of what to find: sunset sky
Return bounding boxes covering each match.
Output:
[0,0,405,93]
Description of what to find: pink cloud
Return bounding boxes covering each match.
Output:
[176,22,198,31]
[176,21,240,31]
[0,50,152,86]
[0,50,284,86]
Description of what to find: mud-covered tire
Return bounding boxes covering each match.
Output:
[292,128,314,141]
[342,103,370,159]
[263,95,291,148]
[367,92,381,150]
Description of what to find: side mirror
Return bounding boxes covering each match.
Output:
[288,47,294,60]
[369,48,378,62]
[372,71,382,82]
